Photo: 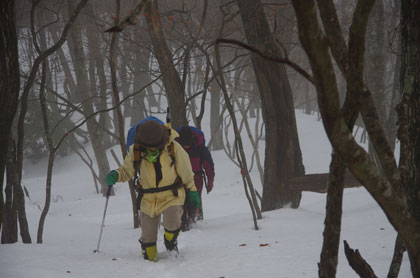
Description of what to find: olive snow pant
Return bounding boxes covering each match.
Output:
[140,205,183,244]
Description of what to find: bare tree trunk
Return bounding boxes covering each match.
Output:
[119,42,131,119]
[74,144,100,194]
[1,136,18,243]
[399,1,420,273]
[129,43,149,126]
[387,233,405,278]
[215,44,262,226]
[318,156,345,277]
[2,0,87,242]
[237,0,305,211]
[85,2,112,149]
[5,135,31,243]
[315,1,365,275]
[400,0,420,223]
[36,62,54,244]
[0,0,20,232]
[109,0,127,156]
[291,0,420,275]
[144,0,187,128]
[301,80,313,115]
[227,76,264,186]
[384,0,401,150]
[129,45,149,126]
[242,66,258,118]
[66,0,111,197]
[366,0,386,164]
[34,25,66,243]
[108,0,139,229]
[385,39,401,150]
[209,80,223,150]
[366,0,386,123]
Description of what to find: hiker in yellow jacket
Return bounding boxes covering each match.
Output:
[105,120,200,261]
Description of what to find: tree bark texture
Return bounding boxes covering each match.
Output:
[387,233,406,278]
[237,0,305,211]
[318,155,346,278]
[366,0,386,165]
[291,0,420,276]
[401,0,420,224]
[399,0,420,273]
[1,136,18,243]
[3,136,32,244]
[385,33,401,150]
[0,0,20,231]
[366,0,386,124]
[145,0,188,128]
[36,63,54,244]
[316,1,365,275]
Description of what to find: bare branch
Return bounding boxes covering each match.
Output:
[215,38,315,84]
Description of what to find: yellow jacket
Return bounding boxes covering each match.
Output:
[116,127,196,217]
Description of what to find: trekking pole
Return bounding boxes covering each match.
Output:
[93,185,112,253]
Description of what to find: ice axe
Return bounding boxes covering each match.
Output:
[93,185,112,253]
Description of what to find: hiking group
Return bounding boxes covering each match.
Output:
[105,117,215,261]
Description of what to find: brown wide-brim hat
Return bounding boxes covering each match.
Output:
[134,120,169,149]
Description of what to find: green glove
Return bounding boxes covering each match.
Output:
[188,191,200,209]
[106,170,119,186]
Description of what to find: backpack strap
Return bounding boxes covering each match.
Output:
[141,177,182,195]
[167,142,176,167]
[167,141,182,196]
[133,144,146,210]
[135,142,180,202]
[133,144,146,187]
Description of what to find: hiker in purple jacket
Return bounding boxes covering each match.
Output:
[177,126,215,231]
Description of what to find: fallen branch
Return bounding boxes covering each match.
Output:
[288,170,361,193]
[343,240,377,278]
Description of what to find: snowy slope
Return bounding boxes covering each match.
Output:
[0,110,411,278]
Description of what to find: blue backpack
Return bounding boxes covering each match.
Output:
[126,116,164,152]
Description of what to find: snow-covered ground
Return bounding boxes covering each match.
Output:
[0,110,411,278]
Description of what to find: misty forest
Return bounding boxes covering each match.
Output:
[1,0,420,277]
